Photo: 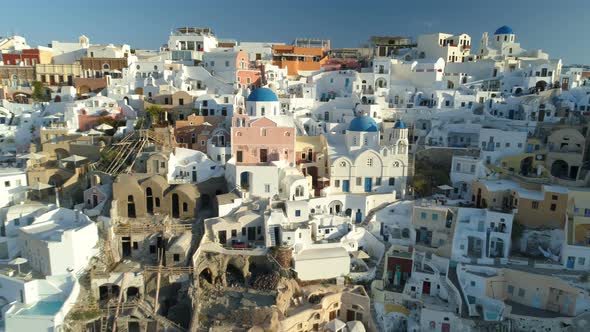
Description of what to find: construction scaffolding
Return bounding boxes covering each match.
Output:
[99,129,166,176]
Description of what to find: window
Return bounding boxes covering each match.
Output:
[579,257,586,266]
[507,285,514,294]
[532,201,539,209]
[182,202,188,212]
[376,177,382,185]
[231,229,237,237]
[334,180,340,187]
[551,195,558,200]
[389,178,395,186]
[4,181,9,187]
[173,254,180,262]
[518,288,525,297]
[264,184,270,193]
[432,213,438,221]
[295,210,301,217]
[366,158,373,166]
[257,226,262,234]
[550,203,556,211]
[242,228,246,236]
[225,60,229,67]
[356,177,362,186]
[421,212,427,220]
[179,98,184,105]
[470,165,476,173]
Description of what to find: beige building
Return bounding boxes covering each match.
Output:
[472,179,567,228]
[36,63,82,86]
[412,203,456,257]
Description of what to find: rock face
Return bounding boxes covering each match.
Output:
[274,247,293,269]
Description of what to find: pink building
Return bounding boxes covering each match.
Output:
[231,115,295,165]
[77,108,122,131]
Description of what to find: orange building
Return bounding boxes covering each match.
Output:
[272,39,329,76]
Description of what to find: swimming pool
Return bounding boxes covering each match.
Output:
[17,301,63,316]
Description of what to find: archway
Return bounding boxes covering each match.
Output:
[98,284,120,301]
[199,268,213,286]
[54,148,69,160]
[375,78,387,89]
[328,200,343,215]
[536,80,548,92]
[171,193,180,218]
[551,160,569,179]
[126,287,140,300]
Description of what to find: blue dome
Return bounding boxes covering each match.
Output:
[494,26,514,35]
[393,120,407,129]
[349,116,378,132]
[247,88,278,102]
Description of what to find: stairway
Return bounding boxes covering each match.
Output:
[447,265,469,318]
[361,202,390,226]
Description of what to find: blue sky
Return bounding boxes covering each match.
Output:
[2,0,588,64]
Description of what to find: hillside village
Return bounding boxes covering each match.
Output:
[0,25,589,332]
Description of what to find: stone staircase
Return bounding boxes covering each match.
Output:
[447,265,469,318]
[361,202,391,226]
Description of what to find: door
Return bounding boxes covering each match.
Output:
[423,281,431,295]
[218,231,227,245]
[92,195,98,207]
[260,149,268,163]
[172,193,180,218]
[364,177,372,192]
[192,170,197,182]
[342,180,350,192]
[248,227,256,241]
[355,209,362,223]
[442,323,450,332]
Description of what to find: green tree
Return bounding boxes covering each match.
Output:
[146,105,165,126]
[31,81,50,102]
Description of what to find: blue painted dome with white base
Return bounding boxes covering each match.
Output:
[349,116,379,132]
[247,88,278,102]
[494,26,514,35]
[393,120,407,129]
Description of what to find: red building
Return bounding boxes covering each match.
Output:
[1,49,51,66]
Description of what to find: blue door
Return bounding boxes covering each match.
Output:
[355,210,362,223]
[364,177,372,192]
[342,180,350,192]
[567,256,575,269]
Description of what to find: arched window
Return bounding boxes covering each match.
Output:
[295,185,305,197]
[102,63,110,70]
[261,107,265,116]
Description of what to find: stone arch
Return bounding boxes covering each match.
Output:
[328,200,344,215]
[98,283,120,302]
[54,148,70,160]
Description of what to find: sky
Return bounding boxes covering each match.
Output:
[2,0,589,64]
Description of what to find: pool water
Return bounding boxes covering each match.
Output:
[18,301,63,316]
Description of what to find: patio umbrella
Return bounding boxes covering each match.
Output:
[18,152,45,160]
[62,154,87,167]
[325,319,346,332]
[9,257,28,275]
[96,123,114,131]
[85,128,103,144]
[28,182,54,191]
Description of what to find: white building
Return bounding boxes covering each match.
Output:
[167,147,224,184]
[451,208,513,265]
[450,155,489,199]
[18,208,98,276]
[416,33,472,63]
[327,116,408,198]
[0,168,27,208]
[479,127,527,165]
